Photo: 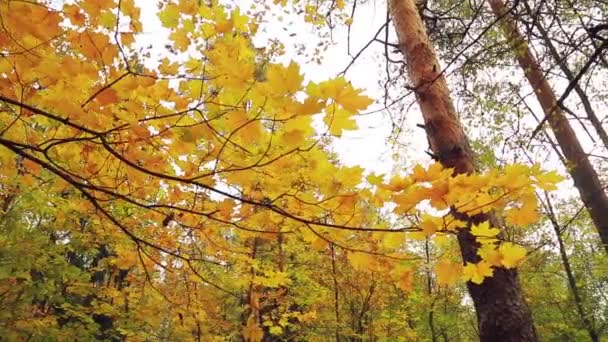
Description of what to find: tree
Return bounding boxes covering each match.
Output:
[388,0,537,340]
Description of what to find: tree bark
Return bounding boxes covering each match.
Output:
[330,244,342,342]
[488,0,608,253]
[388,0,538,340]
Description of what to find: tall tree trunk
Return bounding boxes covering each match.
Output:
[488,0,608,253]
[330,244,342,342]
[388,0,538,340]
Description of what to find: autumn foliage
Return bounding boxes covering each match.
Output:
[0,0,572,340]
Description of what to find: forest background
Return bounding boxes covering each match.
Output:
[0,0,607,341]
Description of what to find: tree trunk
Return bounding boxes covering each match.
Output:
[488,0,608,253]
[388,0,538,340]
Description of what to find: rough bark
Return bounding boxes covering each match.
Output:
[388,0,538,340]
[489,0,608,253]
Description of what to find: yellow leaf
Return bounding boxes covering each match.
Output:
[177,0,198,14]
[243,314,264,342]
[366,173,385,186]
[462,261,494,284]
[392,185,429,214]
[477,243,502,267]
[347,251,371,271]
[407,231,427,241]
[495,163,532,190]
[470,221,500,244]
[99,10,116,29]
[504,194,538,226]
[159,4,180,28]
[231,8,249,32]
[396,268,413,292]
[22,159,42,175]
[169,30,190,52]
[411,164,426,183]
[198,4,213,19]
[266,61,303,95]
[64,4,86,26]
[499,242,526,268]
[282,115,313,145]
[120,32,135,46]
[307,77,373,113]
[269,325,283,335]
[443,215,467,231]
[435,259,463,286]
[295,97,325,116]
[381,233,403,250]
[534,170,563,190]
[96,88,119,106]
[159,57,179,75]
[215,17,233,33]
[419,214,440,237]
[382,175,411,192]
[323,106,357,137]
[333,81,373,113]
[412,162,445,183]
[428,180,449,210]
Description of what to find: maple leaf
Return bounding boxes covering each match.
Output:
[95,88,119,106]
[269,325,283,335]
[307,77,373,113]
[382,174,411,191]
[470,221,500,244]
[335,86,374,113]
[428,180,449,210]
[347,251,371,271]
[462,261,494,284]
[323,106,358,137]
[120,32,135,46]
[230,8,249,32]
[534,170,563,191]
[159,3,180,28]
[419,214,441,237]
[159,57,180,75]
[381,232,403,250]
[411,162,446,183]
[243,314,264,342]
[395,268,414,292]
[504,195,539,227]
[435,259,463,286]
[392,185,429,214]
[411,164,427,182]
[499,242,527,268]
[295,97,326,116]
[366,173,385,186]
[63,5,86,26]
[477,243,503,266]
[266,61,303,95]
[531,165,564,191]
